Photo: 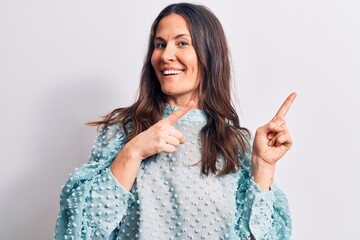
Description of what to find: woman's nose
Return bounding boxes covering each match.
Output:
[160,45,176,62]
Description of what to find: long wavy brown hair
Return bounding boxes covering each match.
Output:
[89,3,250,176]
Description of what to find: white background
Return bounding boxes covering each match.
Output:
[0,0,359,239]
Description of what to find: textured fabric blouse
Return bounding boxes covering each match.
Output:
[54,105,291,240]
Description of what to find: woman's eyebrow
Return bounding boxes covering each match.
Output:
[154,33,191,41]
[174,33,190,39]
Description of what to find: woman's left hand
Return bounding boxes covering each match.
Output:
[253,93,297,166]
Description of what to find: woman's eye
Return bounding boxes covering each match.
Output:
[155,42,166,49]
[179,41,189,47]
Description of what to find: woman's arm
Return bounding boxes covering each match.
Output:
[110,102,194,191]
[54,125,134,239]
[235,154,292,240]
[251,92,296,191]
[235,93,296,239]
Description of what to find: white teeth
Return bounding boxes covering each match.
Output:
[163,69,183,75]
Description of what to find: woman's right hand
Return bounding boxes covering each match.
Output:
[110,101,194,191]
[125,101,194,161]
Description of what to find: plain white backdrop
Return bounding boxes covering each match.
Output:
[0,0,359,239]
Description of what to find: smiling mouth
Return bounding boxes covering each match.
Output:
[162,69,184,76]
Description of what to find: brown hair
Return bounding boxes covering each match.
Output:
[89,3,250,175]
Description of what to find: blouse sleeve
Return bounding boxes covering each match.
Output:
[54,124,135,240]
[235,153,292,240]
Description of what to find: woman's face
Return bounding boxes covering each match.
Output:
[151,14,201,107]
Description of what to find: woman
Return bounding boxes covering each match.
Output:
[55,3,295,239]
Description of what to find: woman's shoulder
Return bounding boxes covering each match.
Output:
[92,122,126,147]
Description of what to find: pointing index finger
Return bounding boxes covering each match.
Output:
[273,92,297,120]
[164,101,195,125]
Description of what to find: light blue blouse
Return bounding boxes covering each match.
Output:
[54,105,291,240]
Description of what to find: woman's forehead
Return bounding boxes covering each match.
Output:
[155,14,190,37]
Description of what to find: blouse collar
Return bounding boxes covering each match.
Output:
[163,103,207,123]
